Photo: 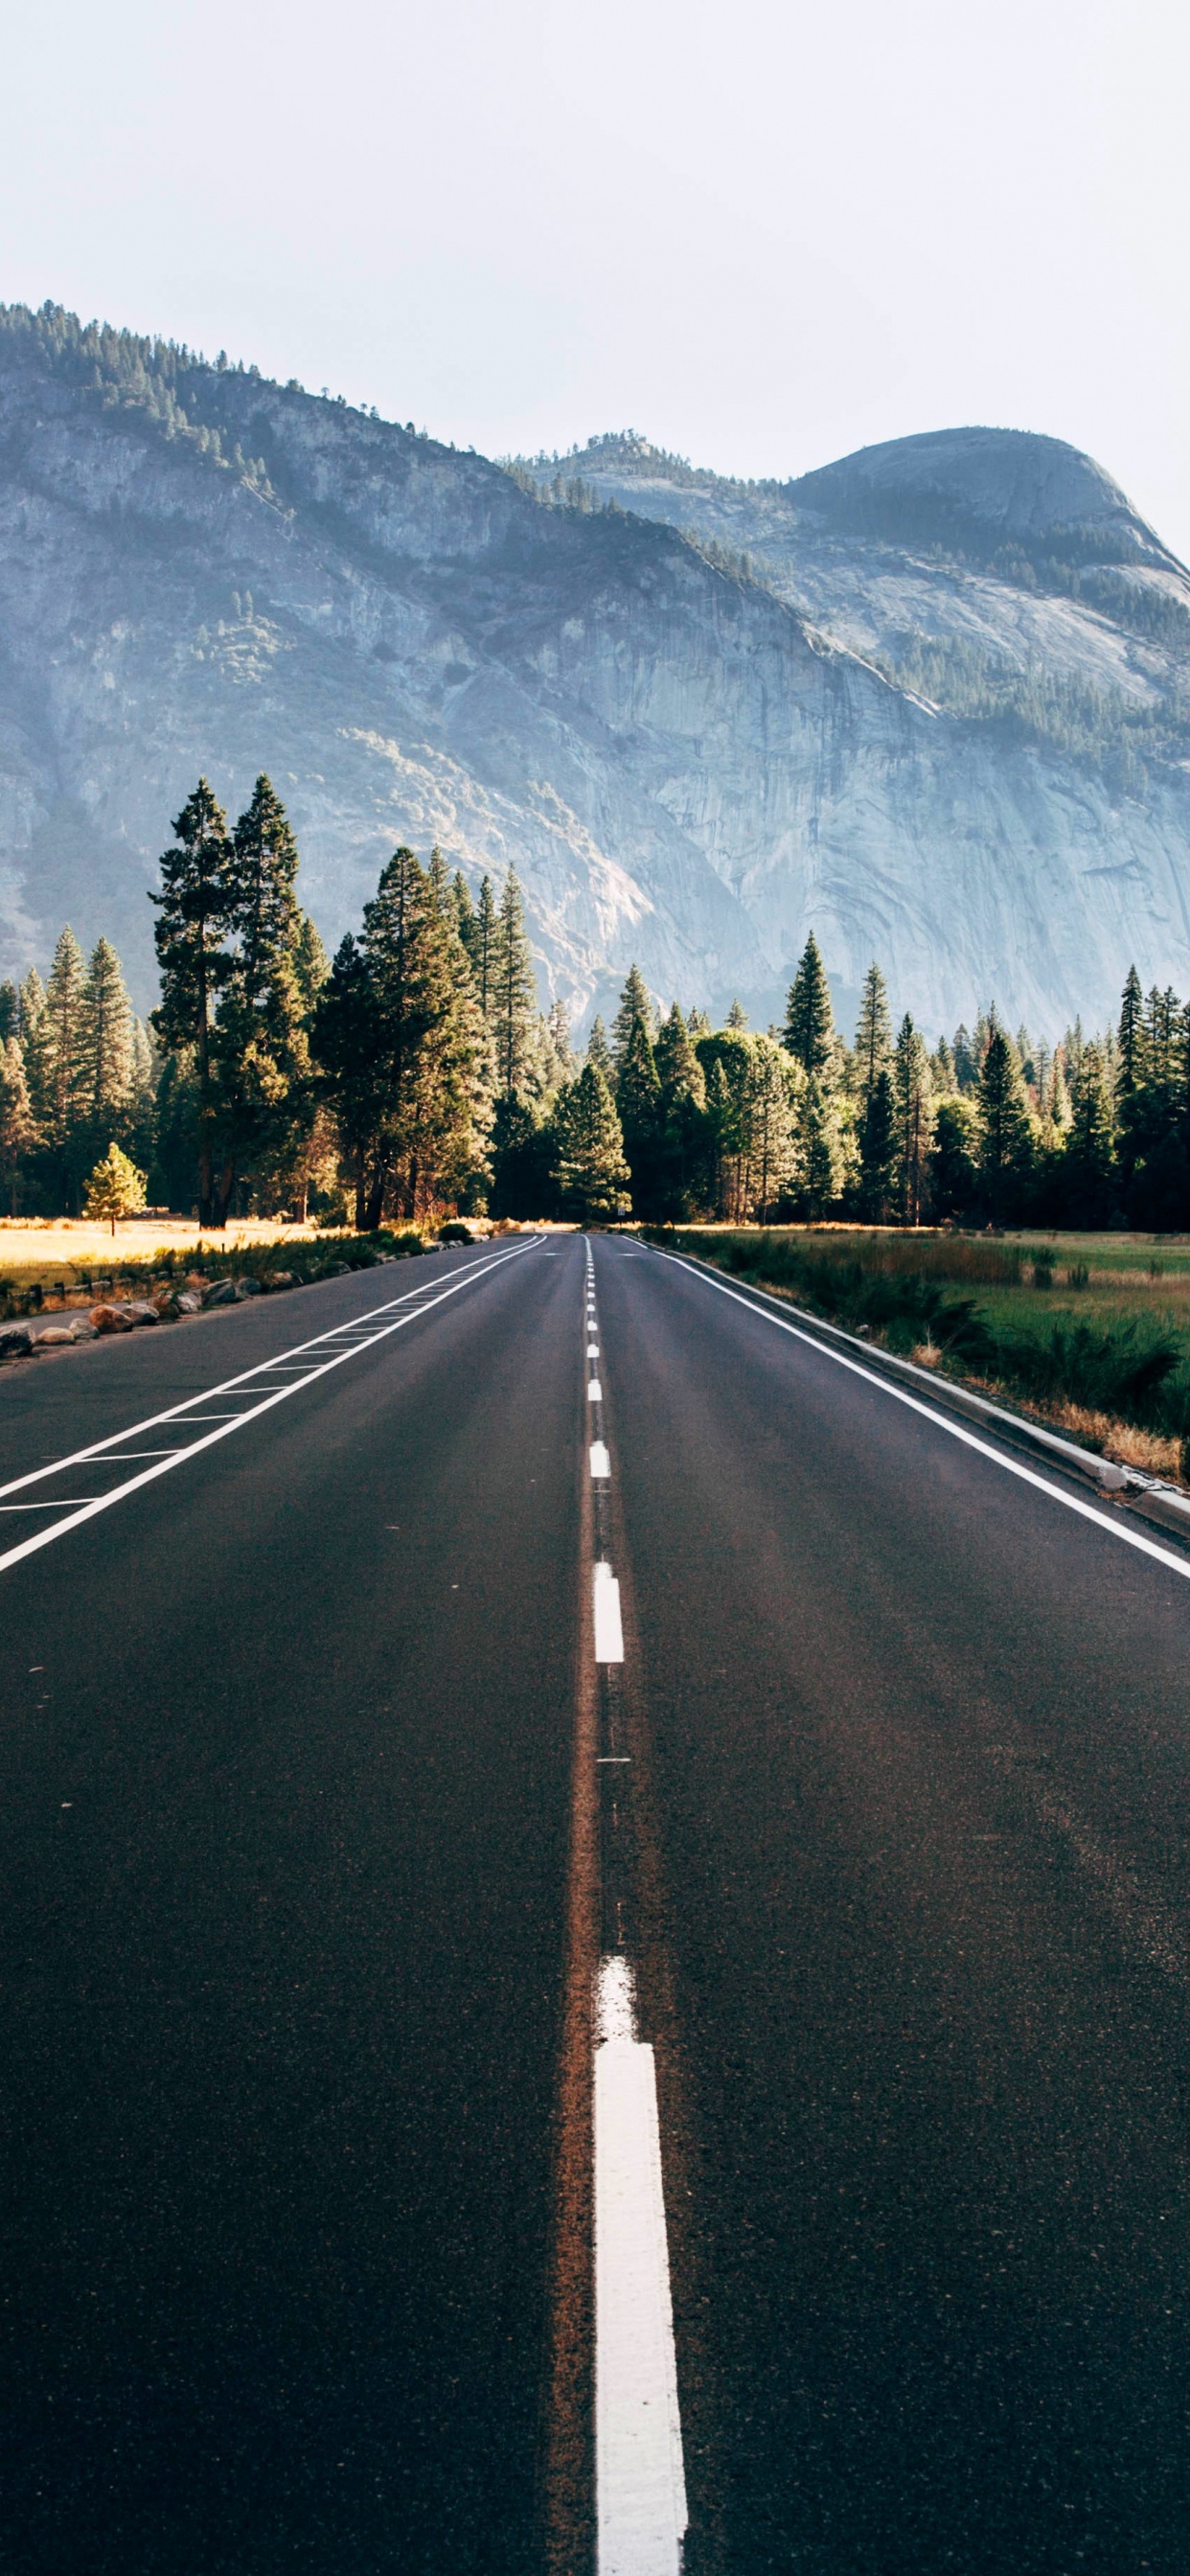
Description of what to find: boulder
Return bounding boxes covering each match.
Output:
[90,1303,134,1333]
[0,1322,34,1356]
[171,1291,203,1315]
[202,1278,240,1306]
[32,1323,76,1348]
[262,1272,296,1291]
[234,1276,263,1298]
[68,1317,98,1341]
[123,1301,160,1327]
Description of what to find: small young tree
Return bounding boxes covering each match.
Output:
[83,1139,148,1235]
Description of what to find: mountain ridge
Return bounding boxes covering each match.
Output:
[3,300,1190,1037]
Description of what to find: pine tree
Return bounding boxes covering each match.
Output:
[150,777,233,1225]
[800,1075,843,1217]
[45,927,91,1206]
[83,1138,147,1235]
[452,871,477,961]
[0,981,17,1041]
[725,997,748,1029]
[471,876,499,1020]
[1116,965,1146,1187]
[651,1003,707,1215]
[952,1024,977,1091]
[586,1014,613,1079]
[544,997,575,1087]
[687,1007,711,1039]
[0,1036,35,1214]
[855,963,892,1106]
[617,1016,663,1217]
[893,1014,934,1225]
[18,968,54,1135]
[784,933,835,1078]
[81,936,134,1131]
[1064,1042,1116,1223]
[551,1065,630,1220]
[290,911,329,1011]
[859,1068,899,1220]
[977,1024,1033,1221]
[745,1035,799,1220]
[491,867,538,1094]
[611,965,654,1067]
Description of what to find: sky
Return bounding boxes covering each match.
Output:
[1,0,1188,552]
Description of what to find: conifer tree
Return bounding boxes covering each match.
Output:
[452,871,477,960]
[544,997,575,1087]
[616,1015,663,1216]
[929,1094,980,1221]
[653,1002,708,1215]
[470,876,499,1021]
[551,1064,630,1221]
[491,867,538,1095]
[893,1013,934,1225]
[44,927,91,1206]
[725,997,748,1029]
[586,1014,614,1079]
[207,776,305,1223]
[746,1035,799,1219]
[0,981,17,1041]
[800,1075,843,1217]
[150,777,233,1225]
[290,911,329,1011]
[855,963,892,1106]
[0,1035,35,1214]
[1116,965,1146,1186]
[859,1068,899,1220]
[977,1024,1034,1221]
[81,936,134,1131]
[612,965,654,1065]
[784,933,835,1078]
[686,1007,712,1040]
[18,968,54,1135]
[1064,1041,1116,1222]
[83,1138,147,1234]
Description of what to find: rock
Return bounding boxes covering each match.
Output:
[90,1303,133,1332]
[262,1272,296,1291]
[31,1323,76,1348]
[68,1317,97,1340]
[202,1278,240,1306]
[123,1301,160,1326]
[234,1276,263,1297]
[0,1322,34,1356]
[172,1291,203,1315]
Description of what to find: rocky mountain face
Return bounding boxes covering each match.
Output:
[3,302,1190,1037]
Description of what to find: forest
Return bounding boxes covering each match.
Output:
[2,772,1189,1239]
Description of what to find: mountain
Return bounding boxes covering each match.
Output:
[3,301,1190,1037]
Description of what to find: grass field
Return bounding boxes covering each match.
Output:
[0,1216,343,1293]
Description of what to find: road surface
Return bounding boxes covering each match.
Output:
[1,1232,1188,2572]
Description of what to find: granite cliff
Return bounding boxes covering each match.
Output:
[3,302,1190,1035]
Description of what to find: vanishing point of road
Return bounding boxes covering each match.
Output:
[0,1232,1188,2573]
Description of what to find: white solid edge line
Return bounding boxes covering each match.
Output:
[595,1959,687,2575]
[650,1247,1190,1585]
[593,1563,624,1661]
[0,1241,535,1506]
[0,1242,540,1577]
[590,1441,611,1479]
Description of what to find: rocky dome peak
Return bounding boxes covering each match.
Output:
[786,426,1174,565]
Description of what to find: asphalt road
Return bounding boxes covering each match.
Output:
[2,1232,1190,2571]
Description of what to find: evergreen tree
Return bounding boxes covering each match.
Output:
[686,1007,711,1040]
[491,867,538,1095]
[932,1035,955,1092]
[0,1036,35,1214]
[83,1138,147,1235]
[451,870,477,961]
[545,997,574,1085]
[800,1074,843,1217]
[18,968,54,1136]
[977,1024,1034,1221]
[893,1014,934,1225]
[81,936,134,1132]
[952,1024,977,1091]
[1116,964,1146,1187]
[859,1068,899,1220]
[1064,1041,1116,1223]
[746,1036,800,1219]
[612,964,654,1065]
[725,997,748,1029]
[616,1016,663,1217]
[0,980,17,1041]
[208,776,305,1223]
[586,1014,614,1080]
[311,933,383,1228]
[470,876,499,1020]
[653,1003,708,1215]
[290,911,329,1011]
[784,932,835,1078]
[855,962,892,1106]
[45,926,91,1207]
[551,1065,630,1221]
[150,777,233,1225]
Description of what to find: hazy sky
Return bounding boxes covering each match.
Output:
[2,0,1187,550]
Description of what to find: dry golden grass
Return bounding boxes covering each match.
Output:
[0,1215,340,1286]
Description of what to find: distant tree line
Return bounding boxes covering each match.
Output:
[3,777,1190,1233]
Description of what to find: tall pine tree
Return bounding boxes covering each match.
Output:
[491,868,538,1095]
[150,777,233,1225]
[784,933,835,1078]
[854,963,891,1107]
